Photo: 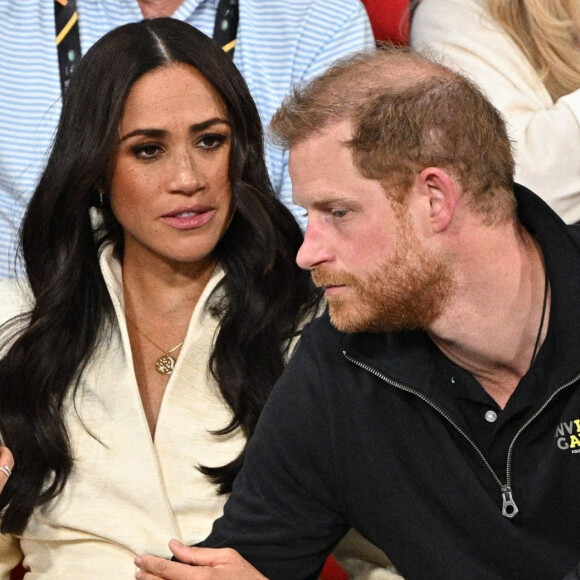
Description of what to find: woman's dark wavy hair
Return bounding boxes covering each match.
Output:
[0,18,319,534]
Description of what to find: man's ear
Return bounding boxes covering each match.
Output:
[416,167,459,233]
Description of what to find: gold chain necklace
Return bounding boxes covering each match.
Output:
[126,317,184,375]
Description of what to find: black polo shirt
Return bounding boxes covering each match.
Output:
[430,319,555,480]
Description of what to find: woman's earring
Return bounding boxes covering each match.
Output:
[98,189,104,208]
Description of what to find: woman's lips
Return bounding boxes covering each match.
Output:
[161,208,215,230]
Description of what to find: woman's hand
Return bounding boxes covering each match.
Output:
[135,540,268,580]
[0,446,14,492]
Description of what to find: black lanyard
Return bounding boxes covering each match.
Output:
[212,0,238,56]
[54,0,82,96]
[54,0,240,98]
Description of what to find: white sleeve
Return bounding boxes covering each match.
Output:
[410,0,580,223]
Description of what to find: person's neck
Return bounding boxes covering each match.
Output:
[121,250,217,328]
[137,0,183,18]
[427,222,549,409]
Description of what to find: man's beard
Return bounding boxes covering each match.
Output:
[311,228,453,334]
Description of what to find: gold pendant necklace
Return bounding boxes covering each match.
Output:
[126,317,184,375]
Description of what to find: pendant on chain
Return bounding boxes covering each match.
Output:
[125,316,183,376]
[155,354,176,375]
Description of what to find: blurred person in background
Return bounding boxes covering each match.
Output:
[0,0,373,278]
[411,0,580,223]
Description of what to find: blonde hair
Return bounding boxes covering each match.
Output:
[487,0,580,100]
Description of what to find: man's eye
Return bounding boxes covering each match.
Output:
[330,208,349,218]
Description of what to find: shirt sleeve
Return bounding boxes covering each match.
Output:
[410,0,580,224]
[200,326,349,580]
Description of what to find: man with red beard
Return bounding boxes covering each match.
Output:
[136,47,580,580]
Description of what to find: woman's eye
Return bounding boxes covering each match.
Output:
[198,133,227,150]
[132,143,162,159]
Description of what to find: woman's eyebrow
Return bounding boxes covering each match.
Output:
[119,117,231,142]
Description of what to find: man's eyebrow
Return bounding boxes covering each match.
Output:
[119,118,230,142]
[309,197,359,210]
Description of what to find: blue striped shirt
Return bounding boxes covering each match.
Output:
[0,0,373,278]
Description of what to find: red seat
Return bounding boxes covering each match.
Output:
[321,555,349,580]
[361,0,410,44]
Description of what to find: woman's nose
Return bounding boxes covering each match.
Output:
[168,151,204,195]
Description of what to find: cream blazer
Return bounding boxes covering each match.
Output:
[0,245,245,578]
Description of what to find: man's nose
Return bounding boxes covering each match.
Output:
[296,221,333,270]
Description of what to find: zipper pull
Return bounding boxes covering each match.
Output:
[501,486,519,518]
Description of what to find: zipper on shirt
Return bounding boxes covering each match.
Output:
[343,350,580,519]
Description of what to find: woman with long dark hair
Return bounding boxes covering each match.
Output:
[0,18,319,576]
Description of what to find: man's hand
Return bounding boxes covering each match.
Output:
[135,539,269,580]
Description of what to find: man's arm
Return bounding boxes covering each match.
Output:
[196,325,348,578]
[135,541,267,580]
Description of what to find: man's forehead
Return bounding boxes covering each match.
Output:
[288,120,355,186]
[289,124,389,210]
[289,119,354,155]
